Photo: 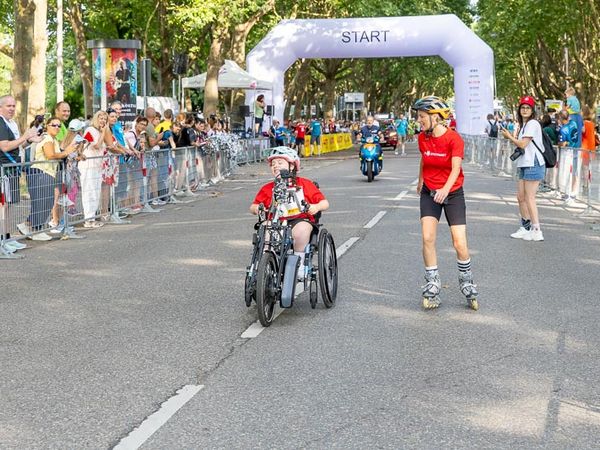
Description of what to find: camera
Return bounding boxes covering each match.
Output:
[37,125,44,136]
[509,147,524,161]
[279,169,292,179]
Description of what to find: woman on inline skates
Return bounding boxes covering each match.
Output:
[250,147,329,274]
[412,96,479,311]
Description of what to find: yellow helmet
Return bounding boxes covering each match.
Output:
[411,96,451,120]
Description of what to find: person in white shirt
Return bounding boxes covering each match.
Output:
[0,95,42,253]
[501,95,546,242]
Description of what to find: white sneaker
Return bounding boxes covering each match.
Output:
[50,225,64,234]
[1,242,16,253]
[83,221,104,228]
[394,150,398,155]
[6,240,27,250]
[4,242,20,252]
[510,227,529,239]
[522,229,544,241]
[31,232,53,241]
[17,222,32,236]
[564,197,576,207]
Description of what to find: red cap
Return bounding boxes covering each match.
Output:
[519,96,536,108]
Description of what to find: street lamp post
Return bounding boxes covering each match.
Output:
[57,0,64,102]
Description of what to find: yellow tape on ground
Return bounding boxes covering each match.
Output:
[300,133,353,157]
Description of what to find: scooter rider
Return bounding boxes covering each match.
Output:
[356,115,383,162]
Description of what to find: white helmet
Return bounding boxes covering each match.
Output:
[267,146,300,171]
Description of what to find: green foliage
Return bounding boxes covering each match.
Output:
[4,0,598,118]
[0,51,11,94]
[475,0,599,108]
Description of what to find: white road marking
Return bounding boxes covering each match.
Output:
[394,190,408,201]
[364,211,387,229]
[241,322,267,339]
[410,177,419,185]
[336,237,360,257]
[113,384,204,450]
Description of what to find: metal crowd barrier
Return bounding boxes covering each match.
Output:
[0,135,271,259]
[462,135,600,214]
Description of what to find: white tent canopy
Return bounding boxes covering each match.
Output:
[181,60,273,90]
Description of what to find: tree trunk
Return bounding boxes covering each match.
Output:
[28,0,47,122]
[67,2,93,117]
[11,0,36,131]
[228,0,275,114]
[203,23,229,117]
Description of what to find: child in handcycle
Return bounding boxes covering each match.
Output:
[250,146,329,273]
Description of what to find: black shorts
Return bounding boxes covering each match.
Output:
[420,185,466,226]
[287,217,317,228]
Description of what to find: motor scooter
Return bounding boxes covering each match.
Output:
[359,136,383,182]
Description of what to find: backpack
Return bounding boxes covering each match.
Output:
[532,130,557,168]
[487,120,498,138]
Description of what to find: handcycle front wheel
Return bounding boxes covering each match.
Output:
[244,273,254,307]
[318,230,338,308]
[256,252,279,327]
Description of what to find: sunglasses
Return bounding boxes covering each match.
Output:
[48,124,61,128]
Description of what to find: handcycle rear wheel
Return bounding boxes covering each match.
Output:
[318,230,338,308]
[256,252,279,327]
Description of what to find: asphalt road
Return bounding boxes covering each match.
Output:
[2,142,600,449]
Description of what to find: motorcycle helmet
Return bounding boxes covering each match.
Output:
[267,146,300,172]
[519,96,536,108]
[411,96,451,120]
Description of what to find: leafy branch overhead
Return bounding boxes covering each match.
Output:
[2,0,598,121]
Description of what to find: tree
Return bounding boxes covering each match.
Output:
[476,0,599,109]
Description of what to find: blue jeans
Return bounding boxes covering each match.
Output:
[518,157,545,181]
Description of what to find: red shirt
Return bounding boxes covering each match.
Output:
[295,124,306,139]
[252,177,326,222]
[419,128,464,192]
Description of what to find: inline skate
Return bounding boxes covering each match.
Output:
[459,270,479,311]
[422,271,441,310]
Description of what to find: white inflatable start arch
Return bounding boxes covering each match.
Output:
[246,14,494,135]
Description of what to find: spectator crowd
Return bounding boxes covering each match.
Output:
[0,95,237,255]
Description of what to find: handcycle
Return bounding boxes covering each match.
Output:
[244,170,338,327]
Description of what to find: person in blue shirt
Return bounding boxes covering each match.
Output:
[108,102,132,207]
[309,117,322,156]
[557,109,580,205]
[394,113,408,155]
[565,87,583,147]
[356,115,383,162]
[271,119,287,146]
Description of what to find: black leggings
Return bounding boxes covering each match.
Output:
[420,185,466,226]
[27,169,56,230]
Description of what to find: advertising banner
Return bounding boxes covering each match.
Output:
[89,40,141,125]
[301,133,353,156]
